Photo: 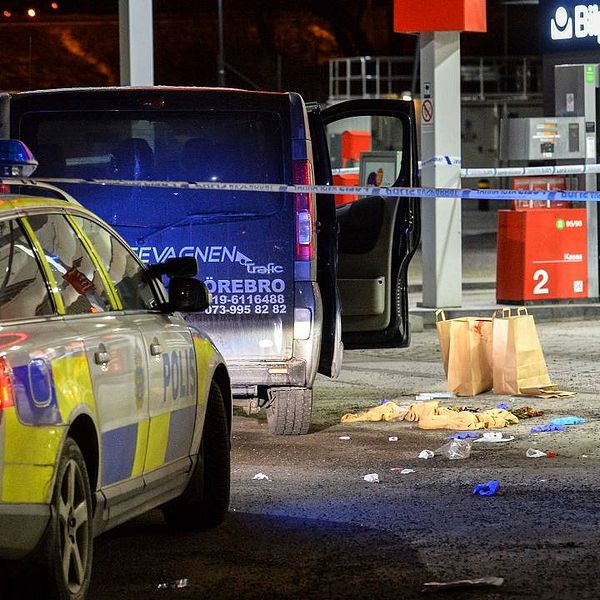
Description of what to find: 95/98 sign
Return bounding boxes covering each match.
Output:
[496,208,588,303]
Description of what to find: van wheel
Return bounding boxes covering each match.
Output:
[162,381,231,530]
[266,387,313,435]
[42,438,94,600]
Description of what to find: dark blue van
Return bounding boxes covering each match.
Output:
[2,87,420,435]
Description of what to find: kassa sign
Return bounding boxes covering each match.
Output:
[541,0,600,52]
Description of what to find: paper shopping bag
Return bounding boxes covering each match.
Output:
[435,310,493,396]
[492,307,552,395]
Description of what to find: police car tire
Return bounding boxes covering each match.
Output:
[162,381,230,530]
[266,387,313,435]
[42,438,94,600]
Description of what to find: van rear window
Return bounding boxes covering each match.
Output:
[22,110,284,184]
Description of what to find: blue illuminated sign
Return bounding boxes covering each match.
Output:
[540,1,600,52]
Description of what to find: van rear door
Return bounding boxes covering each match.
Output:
[309,99,421,349]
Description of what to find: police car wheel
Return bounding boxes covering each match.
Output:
[266,387,313,435]
[162,381,230,530]
[43,438,94,600]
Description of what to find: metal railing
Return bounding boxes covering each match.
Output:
[328,55,543,103]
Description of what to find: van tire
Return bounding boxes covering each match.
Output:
[266,387,312,435]
[162,381,230,529]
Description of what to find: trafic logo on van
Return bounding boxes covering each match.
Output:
[134,245,284,275]
[555,218,583,230]
[550,5,600,43]
[133,245,253,265]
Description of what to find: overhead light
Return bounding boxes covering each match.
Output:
[27,8,36,17]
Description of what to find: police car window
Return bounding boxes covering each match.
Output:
[0,219,54,319]
[70,216,160,311]
[25,214,112,315]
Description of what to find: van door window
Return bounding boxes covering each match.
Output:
[327,114,404,207]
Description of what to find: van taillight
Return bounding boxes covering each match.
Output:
[0,357,14,411]
[293,160,315,262]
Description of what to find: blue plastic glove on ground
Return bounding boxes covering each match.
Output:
[530,423,566,433]
[448,431,479,440]
[472,480,500,496]
[497,402,510,410]
[549,416,585,427]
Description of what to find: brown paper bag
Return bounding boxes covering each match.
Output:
[435,310,493,397]
[492,307,552,395]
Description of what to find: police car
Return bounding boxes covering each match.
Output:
[0,141,232,599]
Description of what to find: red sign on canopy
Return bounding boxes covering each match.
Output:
[393,0,487,33]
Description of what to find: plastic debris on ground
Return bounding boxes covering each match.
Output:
[473,431,515,443]
[422,576,504,593]
[157,579,189,590]
[497,402,510,410]
[472,480,500,496]
[418,449,435,459]
[252,473,270,480]
[447,431,479,440]
[339,435,351,441]
[530,423,565,433]
[390,468,415,474]
[416,392,456,401]
[434,439,472,460]
[526,448,547,458]
[549,416,586,426]
[363,473,379,483]
[388,436,399,442]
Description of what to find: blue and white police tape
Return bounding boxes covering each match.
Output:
[10,176,600,203]
[343,158,600,178]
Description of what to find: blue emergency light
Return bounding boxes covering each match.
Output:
[0,139,38,177]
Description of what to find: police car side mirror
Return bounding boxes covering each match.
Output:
[167,277,210,312]
[148,257,198,279]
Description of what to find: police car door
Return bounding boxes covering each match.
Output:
[310,99,420,349]
[73,216,199,489]
[26,212,149,508]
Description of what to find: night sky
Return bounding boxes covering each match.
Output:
[0,1,540,99]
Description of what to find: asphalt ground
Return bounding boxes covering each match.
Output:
[80,318,600,600]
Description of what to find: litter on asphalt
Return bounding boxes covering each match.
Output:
[363,473,380,483]
[418,450,435,459]
[472,480,500,496]
[530,423,566,433]
[526,448,547,458]
[549,416,586,426]
[434,439,472,460]
[422,576,504,593]
[253,473,270,480]
[473,431,515,443]
[157,578,189,590]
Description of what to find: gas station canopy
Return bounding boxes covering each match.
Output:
[393,0,487,33]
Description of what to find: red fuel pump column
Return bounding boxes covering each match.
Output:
[496,208,588,303]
